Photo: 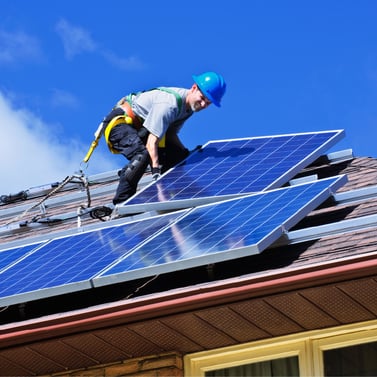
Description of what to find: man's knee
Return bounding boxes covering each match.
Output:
[121,149,150,185]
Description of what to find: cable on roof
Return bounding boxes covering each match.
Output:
[125,274,160,299]
[4,171,92,226]
[89,206,113,221]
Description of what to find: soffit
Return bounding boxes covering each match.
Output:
[1,267,377,376]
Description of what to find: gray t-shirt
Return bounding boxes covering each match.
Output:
[130,87,193,138]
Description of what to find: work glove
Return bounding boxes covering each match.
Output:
[151,167,161,181]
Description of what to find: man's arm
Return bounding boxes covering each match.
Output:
[145,133,160,168]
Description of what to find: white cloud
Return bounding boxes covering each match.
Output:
[55,19,96,59]
[50,89,79,109]
[55,19,145,70]
[0,30,43,64]
[0,91,118,195]
[102,51,146,71]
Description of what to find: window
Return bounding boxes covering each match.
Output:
[205,356,299,376]
[323,341,377,376]
[313,323,377,377]
[185,321,377,377]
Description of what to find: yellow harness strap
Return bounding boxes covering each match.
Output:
[104,115,166,153]
[104,115,133,154]
[84,91,171,162]
[158,135,166,148]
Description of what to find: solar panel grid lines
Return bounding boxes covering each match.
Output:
[0,212,186,306]
[191,139,259,198]
[120,130,345,213]
[192,175,346,251]
[93,174,347,287]
[0,242,44,273]
[234,132,336,193]
[168,138,262,197]
[98,182,312,279]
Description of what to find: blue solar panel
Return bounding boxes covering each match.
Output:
[123,131,344,211]
[93,175,347,287]
[0,243,43,273]
[0,212,185,306]
[0,131,346,307]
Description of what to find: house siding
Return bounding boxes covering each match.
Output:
[49,353,183,377]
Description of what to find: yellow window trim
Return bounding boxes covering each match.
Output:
[184,320,377,377]
[312,324,377,376]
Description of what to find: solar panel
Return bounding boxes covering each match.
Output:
[0,175,346,307]
[0,243,44,273]
[0,212,185,306]
[93,175,347,288]
[0,131,346,308]
[119,130,344,214]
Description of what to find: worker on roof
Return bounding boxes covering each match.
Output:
[101,71,226,205]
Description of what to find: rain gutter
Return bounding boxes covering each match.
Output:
[1,253,377,348]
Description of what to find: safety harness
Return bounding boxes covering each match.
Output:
[83,88,183,163]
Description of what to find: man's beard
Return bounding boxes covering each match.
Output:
[191,102,202,112]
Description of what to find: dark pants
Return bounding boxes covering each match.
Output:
[106,109,189,204]
[108,117,150,204]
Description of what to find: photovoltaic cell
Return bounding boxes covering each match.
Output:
[0,243,44,273]
[93,175,347,287]
[0,212,185,306]
[123,131,344,210]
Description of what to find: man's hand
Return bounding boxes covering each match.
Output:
[152,167,161,181]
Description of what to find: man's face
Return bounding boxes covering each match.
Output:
[189,84,212,112]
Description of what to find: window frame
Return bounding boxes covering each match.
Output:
[184,320,377,377]
[312,325,377,376]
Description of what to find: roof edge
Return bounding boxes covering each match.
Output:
[1,252,377,349]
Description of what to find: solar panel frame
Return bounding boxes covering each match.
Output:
[0,211,187,307]
[93,175,347,288]
[116,130,345,215]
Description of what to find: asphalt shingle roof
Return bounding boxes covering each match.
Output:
[1,151,377,376]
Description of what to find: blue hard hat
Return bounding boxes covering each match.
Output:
[192,71,226,107]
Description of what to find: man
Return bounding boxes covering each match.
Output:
[102,71,226,205]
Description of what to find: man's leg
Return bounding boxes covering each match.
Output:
[109,124,150,205]
[113,149,150,204]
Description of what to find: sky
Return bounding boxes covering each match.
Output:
[1,0,377,195]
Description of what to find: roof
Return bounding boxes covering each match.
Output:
[1,137,377,375]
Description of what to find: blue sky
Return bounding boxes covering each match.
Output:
[1,0,377,194]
